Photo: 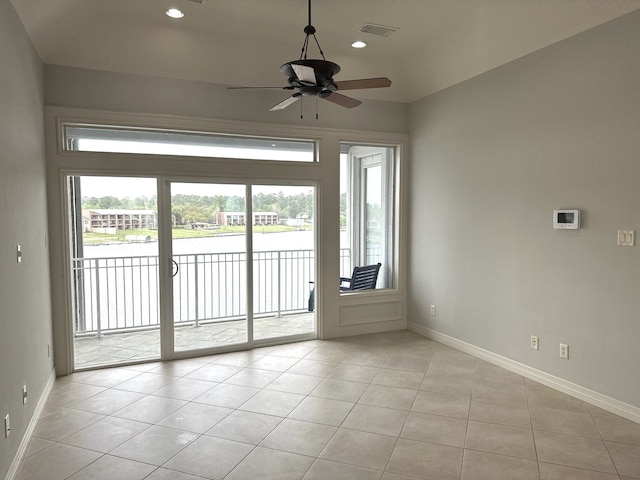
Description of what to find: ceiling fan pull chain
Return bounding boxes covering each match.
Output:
[316,95,319,120]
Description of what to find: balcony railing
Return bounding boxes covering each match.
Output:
[73,248,352,336]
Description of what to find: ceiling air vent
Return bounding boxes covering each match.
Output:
[359,23,399,37]
[185,0,206,3]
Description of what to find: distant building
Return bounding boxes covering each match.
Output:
[82,209,156,233]
[217,212,278,226]
[253,212,279,226]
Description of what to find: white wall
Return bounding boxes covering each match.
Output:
[45,65,409,134]
[408,10,640,410]
[0,0,54,477]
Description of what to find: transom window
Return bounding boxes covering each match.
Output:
[64,124,316,162]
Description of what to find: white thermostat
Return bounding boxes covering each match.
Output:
[553,209,580,229]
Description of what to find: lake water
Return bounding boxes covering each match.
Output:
[83,230,318,257]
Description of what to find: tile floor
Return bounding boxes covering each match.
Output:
[16,330,640,480]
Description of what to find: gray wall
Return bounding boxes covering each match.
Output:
[45,65,409,134]
[409,10,640,409]
[0,0,53,477]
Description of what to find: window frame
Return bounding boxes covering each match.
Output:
[62,123,318,163]
[341,143,399,292]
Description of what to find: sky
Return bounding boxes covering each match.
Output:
[79,176,314,199]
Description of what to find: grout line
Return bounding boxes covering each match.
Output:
[522,376,541,480]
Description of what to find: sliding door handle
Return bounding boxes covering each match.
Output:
[171,259,179,277]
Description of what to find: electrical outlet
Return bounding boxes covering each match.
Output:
[22,385,28,405]
[430,305,436,316]
[4,414,10,438]
[530,335,539,350]
[559,343,569,359]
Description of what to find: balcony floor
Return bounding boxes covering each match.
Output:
[75,312,315,369]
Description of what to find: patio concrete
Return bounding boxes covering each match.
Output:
[74,312,315,368]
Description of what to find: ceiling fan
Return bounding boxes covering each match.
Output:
[229,0,392,113]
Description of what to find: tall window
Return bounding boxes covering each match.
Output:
[340,144,397,290]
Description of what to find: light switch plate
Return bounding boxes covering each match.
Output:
[617,230,635,247]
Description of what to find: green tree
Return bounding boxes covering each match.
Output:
[182,206,209,224]
[97,196,122,209]
[340,192,347,219]
[82,196,100,208]
[226,195,245,212]
[172,206,184,225]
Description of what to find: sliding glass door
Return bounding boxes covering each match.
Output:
[252,185,315,341]
[169,181,316,354]
[170,182,249,353]
[70,176,161,368]
[69,176,316,368]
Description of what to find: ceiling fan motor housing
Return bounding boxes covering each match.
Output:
[297,86,333,97]
[281,59,340,92]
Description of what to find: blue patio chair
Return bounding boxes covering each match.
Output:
[340,263,381,291]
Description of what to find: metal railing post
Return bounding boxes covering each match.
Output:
[276,251,282,317]
[194,254,200,327]
[95,259,102,338]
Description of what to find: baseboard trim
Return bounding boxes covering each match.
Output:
[4,369,56,480]
[408,321,640,424]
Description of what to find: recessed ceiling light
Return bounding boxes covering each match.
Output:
[351,41,367,49]
[166,8,184,19]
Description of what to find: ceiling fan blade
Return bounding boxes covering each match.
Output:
[228,86,290,90]
[292,64,317,85]
[323,92,362,109]
[269,95,301,111]
[334,77,392,91]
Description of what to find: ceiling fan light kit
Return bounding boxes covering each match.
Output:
[229,0,391,116]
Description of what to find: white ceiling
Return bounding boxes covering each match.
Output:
[10,0,640,103]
